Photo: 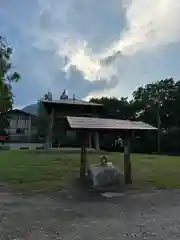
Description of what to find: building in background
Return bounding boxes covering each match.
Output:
[6,109,35,142]
[11,95,105,148]
[41,98,104,149]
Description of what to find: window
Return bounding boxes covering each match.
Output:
[16,128,25,134]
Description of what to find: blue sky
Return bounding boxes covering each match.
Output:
[1,0,180,108]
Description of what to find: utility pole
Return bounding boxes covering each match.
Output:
[157,95,161,154]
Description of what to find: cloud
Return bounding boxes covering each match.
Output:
[30,0,121,84]
[105,0,180,59]
[31,0,180,98]
[86,0,180,98]
[2,0,180,105]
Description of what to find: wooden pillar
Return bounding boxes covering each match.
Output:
[80,146,87,179]
[88,133,92,148]
[28,115,32,143]
[124,134,132,184]
[80,133,87,180]
[95,132,100,150]
[46,108,54,148]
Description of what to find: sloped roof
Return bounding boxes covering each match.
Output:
[67,116,157,131]
[7,109,33,116]
[41,99,103,106]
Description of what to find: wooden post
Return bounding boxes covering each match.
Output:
[88,132,92,148]
[95,132,100,150]
[51,108,55,147]
[46,108,54,148]
[124,133,132,184]
[80,146,87,179]
[80,133,87,180]
[28,115,32,143]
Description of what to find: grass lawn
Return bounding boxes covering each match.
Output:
[0,150,180,192]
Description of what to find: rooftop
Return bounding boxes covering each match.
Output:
[67,116,157,131]
[41,99,103,107]
[8,109,33,116]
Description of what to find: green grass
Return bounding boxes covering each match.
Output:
[0,150,180,192]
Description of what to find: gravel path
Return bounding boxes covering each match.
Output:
[0,189,180,239]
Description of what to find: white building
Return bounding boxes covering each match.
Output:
[6,109,33,142]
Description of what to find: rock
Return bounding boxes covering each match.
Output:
[87,163,124,191]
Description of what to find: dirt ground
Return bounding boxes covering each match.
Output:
[0,188,180,240]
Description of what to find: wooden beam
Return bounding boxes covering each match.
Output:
[80,146,87,179]
[28,115,32,143]
[80,133,87,180]
[46,108,54,148]
[94,132,100,150]
[88,132,92,148]
[124,134,132,184]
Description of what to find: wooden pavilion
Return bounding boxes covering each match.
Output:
[41,96,156,184]
[41,99,104,149]
[65,116,156,184]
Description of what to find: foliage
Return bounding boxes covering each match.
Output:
[91,97,135,120]
[90,78,180,154]
[43,91,53,101]
[0,36,20,112]
[0,36,20,133]
[35,78,180,154]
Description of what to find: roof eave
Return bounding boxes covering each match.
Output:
[41,100,103,107]
[66,116,157,131]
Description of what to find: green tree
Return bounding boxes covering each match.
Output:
[90,79,180,154]
[132,78,177,125]
[43,91,52,101]
[0,36,20,134]
[90,97,134,151]
[90,97,135,119]
[132,78,179,153]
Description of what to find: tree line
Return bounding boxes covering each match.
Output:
[91,78,180,154]
[0,37,20,134]
[38,79,180,154]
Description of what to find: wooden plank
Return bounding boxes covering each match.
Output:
[67,116,157,131]
[80,146,87,179]
[46,108,54,148]
[80,133,88,180]
[124,135,132,184]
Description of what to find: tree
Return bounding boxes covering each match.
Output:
[90,97,135,151]
[129,78,179,153]
[90,97,135,119]
[0,36,20,134]
[132,78,177,126]
[90,79,180,154]
[43,91,52,101]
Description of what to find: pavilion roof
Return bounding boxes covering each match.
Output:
[41,99,103,107]
[67,116,157,131]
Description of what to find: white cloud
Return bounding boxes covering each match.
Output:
[57,38,118,81]
[108,0,180,57]
[8,0,180,101]
[30,0,120,84]
[34,0,180,80]
[84,81,132,101]
[86,0,180,98]
[83,89,115,101]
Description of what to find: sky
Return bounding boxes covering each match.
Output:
[1,0,180,108]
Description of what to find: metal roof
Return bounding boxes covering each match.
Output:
[8,109,33,116]
[41,99,103,106]
[67,116,157,131]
